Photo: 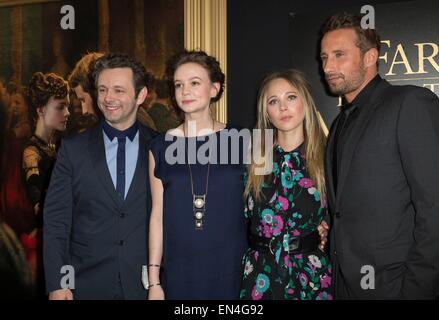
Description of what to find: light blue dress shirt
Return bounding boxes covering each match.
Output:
[103,130,139,199]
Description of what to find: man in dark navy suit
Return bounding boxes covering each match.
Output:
[44,53,156,300]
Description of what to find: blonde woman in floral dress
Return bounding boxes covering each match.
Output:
[240,70,333,300]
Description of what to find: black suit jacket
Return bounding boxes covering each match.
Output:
[325,77,439,299]
[44,123,156,299]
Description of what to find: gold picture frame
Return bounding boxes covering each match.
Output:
[184,0,228,123]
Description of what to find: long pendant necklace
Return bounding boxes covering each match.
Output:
[185,120,214,230]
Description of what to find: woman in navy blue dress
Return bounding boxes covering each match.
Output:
[148,51,247,299]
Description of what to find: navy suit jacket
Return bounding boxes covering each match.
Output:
[44,122,157,299]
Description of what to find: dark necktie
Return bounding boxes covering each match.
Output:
[332,103,356,193]
[116,136,126,202]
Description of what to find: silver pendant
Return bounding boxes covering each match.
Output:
[193,195,206,230]
[194,196,205,208]
[195,219,203,230]
[194,210,204,220]
[194,210,204,230]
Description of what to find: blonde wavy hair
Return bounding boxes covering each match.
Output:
[245,69,327,202]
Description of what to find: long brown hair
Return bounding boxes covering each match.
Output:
[245,69,327,202]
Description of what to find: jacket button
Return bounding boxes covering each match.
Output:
[335,212,341,218]
[117,240,125,246]
[120,212,125,218]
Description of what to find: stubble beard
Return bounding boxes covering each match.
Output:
[328,63,366,97]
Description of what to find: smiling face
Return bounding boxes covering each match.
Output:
[39,95,70,131]
[265,78,305,135]
[320,28,369,102]
[173,62,219,115]
[97,67,147,130]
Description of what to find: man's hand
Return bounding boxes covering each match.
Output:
[317,221,329,251]
[49,289,73,300]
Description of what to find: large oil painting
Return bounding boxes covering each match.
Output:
[0,0,184,298]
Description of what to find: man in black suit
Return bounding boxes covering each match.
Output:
[44,53,156,300]
[320,12,439,299]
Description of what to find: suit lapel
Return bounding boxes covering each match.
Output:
[88,124,122,208]
[336,80,390,208]
[325,114,341,212]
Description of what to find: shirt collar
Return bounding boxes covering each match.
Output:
[349,74,382,109]
[102,120,139,141]
[275,142,303,153]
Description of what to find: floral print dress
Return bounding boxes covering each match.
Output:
[240,144,333,300]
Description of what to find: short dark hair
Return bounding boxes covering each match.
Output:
[321,12,381,55]
[92,53,149,97]
[28,72,69,120]
[166,50,225,102]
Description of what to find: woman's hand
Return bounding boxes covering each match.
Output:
[318,221,329,251]
[148,285,165,300]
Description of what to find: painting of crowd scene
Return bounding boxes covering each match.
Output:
[0,0,183,298]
